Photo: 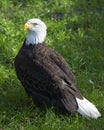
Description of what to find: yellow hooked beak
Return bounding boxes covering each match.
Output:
[24,23,32,30]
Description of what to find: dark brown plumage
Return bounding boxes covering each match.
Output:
[15,41,82,113]
[14,18,101,119]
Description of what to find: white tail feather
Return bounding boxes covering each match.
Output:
[76,97,101,119]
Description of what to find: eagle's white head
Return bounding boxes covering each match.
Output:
[24,18,47,45]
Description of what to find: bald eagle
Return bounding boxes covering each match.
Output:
[14,18,101,119]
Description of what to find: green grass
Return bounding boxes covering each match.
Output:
[0,0,104,129]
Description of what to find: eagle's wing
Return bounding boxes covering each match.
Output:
[48,48,83,112]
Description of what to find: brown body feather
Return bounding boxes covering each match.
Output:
[15,41,83,113]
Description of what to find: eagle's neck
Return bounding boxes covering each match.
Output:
[25,30,46,45]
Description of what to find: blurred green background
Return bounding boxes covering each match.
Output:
[0,0,104,129]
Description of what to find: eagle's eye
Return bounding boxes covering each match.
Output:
[33,23,38,25]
